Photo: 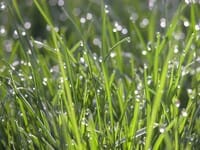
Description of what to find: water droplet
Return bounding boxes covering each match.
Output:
[187,88,193,94]
[195,24,200,31]
[181,109,188,117]
[130,12,138,23]
[13,30,19,39]
[80,41,84,47]
[174,45,179,54]
[126,37,131,43]
[80,17,86,24]
[57,0,64,6]
[21,31,26,36]
[79,75,83,80]
[99,57,103,63]
[0,2,6,11]
[142,50,147,55]
[0,26,6,36]
[110,52,116,58]
[105,5,109,13]
[183,20,190,27]
[159,126,165,133]
[175,100,180,108]
[46,25,51,31]
[140,18,149,28]
[160,18,166,28]
[42,77,48,86]
[173,32,185,40]
[86,13,93,20]
[93,38,101,48]
[24,22,31,29]
[80,57,85,64]
[122,28,128,35]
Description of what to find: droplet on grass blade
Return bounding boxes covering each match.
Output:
[175,100,181,108]
[80,17,86,24]
[86,13,93,20]
[105,5,109,14]
[140,18,149,28]
[159,126,165,133]
[181,109,188,117]
[0,26,6,36]
[57,0,64,6]
[24,22,32,30]
[0,2,6,11]
[121,28,128,35]
[160,18,166,28]
[183,20,190,27]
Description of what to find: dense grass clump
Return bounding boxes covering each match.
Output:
[0,0,200,149]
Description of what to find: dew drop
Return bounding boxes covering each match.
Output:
[129,12,138,23]
[105,5,109,14]
[142,50,147,55]
[140,18,149,28]
[159,126,165,133]
[80,57,85,64]
[93,38,101,48]
[24,22,31,30]
[80,41,84,47]
[122,28,128,35]
[86,13,93,20]
[0,26,6,36]
[57,0,64,6]
[195,24,200,31]
[181,109,188,117]
[0,2,6,11]
[42,77,48,86]
[126,37,131,43]
[175,100,180,108]
[174,45,179,54]
[80,17,86,24]
[21,31,26,36]
[99,57,103,63]
[183,20,190,27]
[160,18,166,28]
[13,30,19,39]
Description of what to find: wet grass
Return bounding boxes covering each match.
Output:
[0,0,200,149]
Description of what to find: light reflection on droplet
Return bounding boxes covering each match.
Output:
[0,26,6,36]
[24,21,31,29]
[174,45,179,54]
[129,12,138,23]
[140,18,149,28]
[159,126,165,133]
[0,2,6,11]
[110,52,116,58]
[86,13,93,20]
[183,20,190,27]
[80,17,86,24]
[121,28,128,35]
[142,50,147,55]
[195,24,200,31]
[181,109,188,117]
[93,38,101,48]
[105,5,109,14]
[57,0,64,6]
[13,30,19,39]
[160,18,166,28]
[175,100,180,108]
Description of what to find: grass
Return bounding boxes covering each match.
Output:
[0,0,200,149]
